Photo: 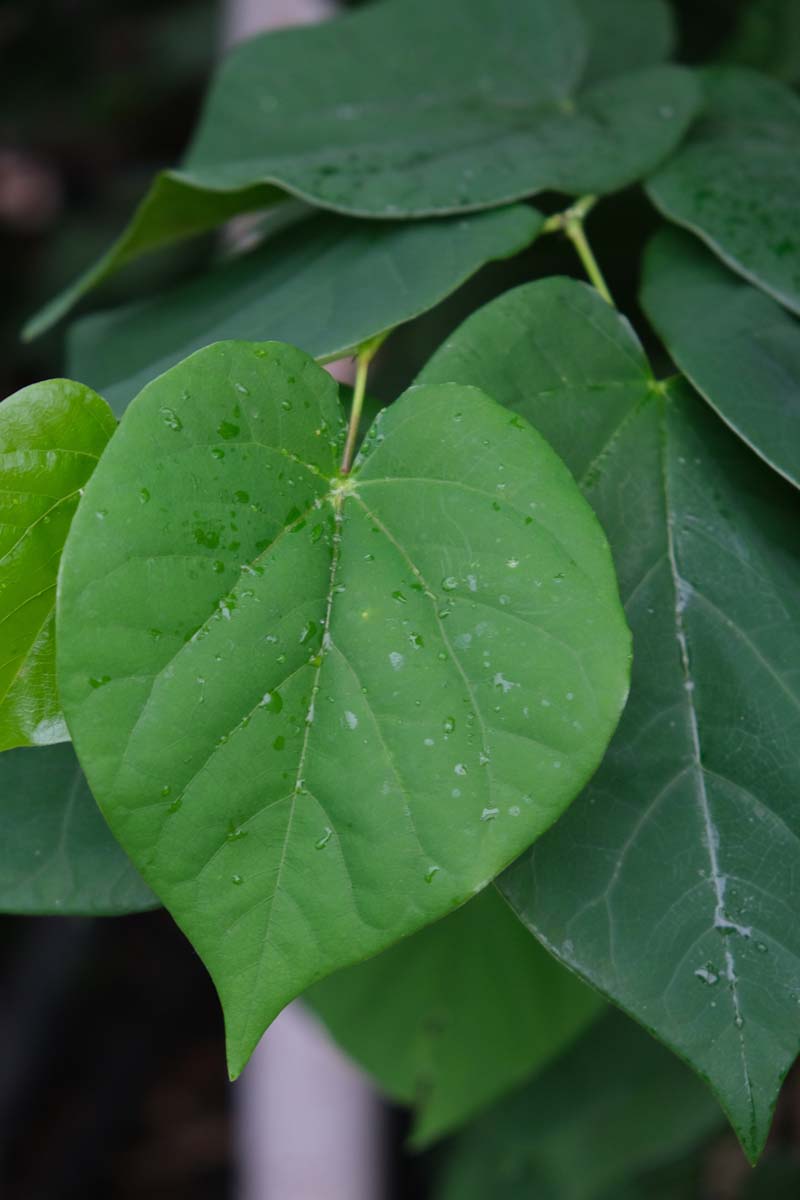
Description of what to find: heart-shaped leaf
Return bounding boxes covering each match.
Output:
[0,743,155,915]
[57,339,630,1076]
[0,379,116,750]
[641,226,800,490]
[419,277,800,1161]
[436,1009,723,1200]
[68,205,542,416]
[26,0,699,336]
[647,67,800,316]
[307,885,602,1146]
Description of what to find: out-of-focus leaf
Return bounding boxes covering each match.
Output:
[308,886,602,1145]
[435,1010,722,1200]
[720,0,800,85]
[0,743,156,915]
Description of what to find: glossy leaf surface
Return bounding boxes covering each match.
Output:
[307,886,602,1145]
[28,0,698,335]
[57,340,630,1077]
[68,205,541,416]
[647,67,800,316]
[420,278,800,1160]
[0,379,116,750]
[0,743,155,915]
[642,227,800,490]
[436,1010,722,1200]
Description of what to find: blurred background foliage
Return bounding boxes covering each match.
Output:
[2,0,800,1196]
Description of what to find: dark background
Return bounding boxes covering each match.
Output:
[0,2,796,1197]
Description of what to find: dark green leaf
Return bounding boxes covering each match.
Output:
[307,886,602,1145]
[27,0,699,336]
[720,0,800,85]
[743,1156,800,1198]
[419,277,800,1161]
[0,379,116,750]
[68,206,542,417]
[647,67,800,316]
[576,0,675,86]
[435,1009,723,1200]
[641,226,800,490]
[56,339,630,1077]
[0,743,155,915]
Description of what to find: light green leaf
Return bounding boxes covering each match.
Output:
[576,0,675,86]
[67,205,542,417]
[27,0,699,336]
[307,886,602,1146]
[0,379,116,750]
[0,743,156,915]
[641,226,800,490]
[56,339,630,1077]
[419,277,800,1161]
[435,1009,723,1200]
[647,67,800,316]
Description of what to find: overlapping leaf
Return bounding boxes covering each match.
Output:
[420,277,800,1160]
[435,1010,722,1200]
[0,743,155,915]
[26,0,698,336]
[307,886,602,1145]
[67,205,541,416]
[576,0,675,86]
[0,379,116,750]
[23,175,280,342]
[641,227,800,490]
[647,67,800,316]
[56,339,630,1077]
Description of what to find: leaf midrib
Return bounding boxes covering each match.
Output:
[658,400,756,1138]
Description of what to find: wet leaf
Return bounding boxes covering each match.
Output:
[647,67,800,316]
[27,0,699,335]
[56,339,630,1077]
[641,226,800,490]
[420,277,800,1161]
[307,886,602,1145]
[0,379,116,750]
